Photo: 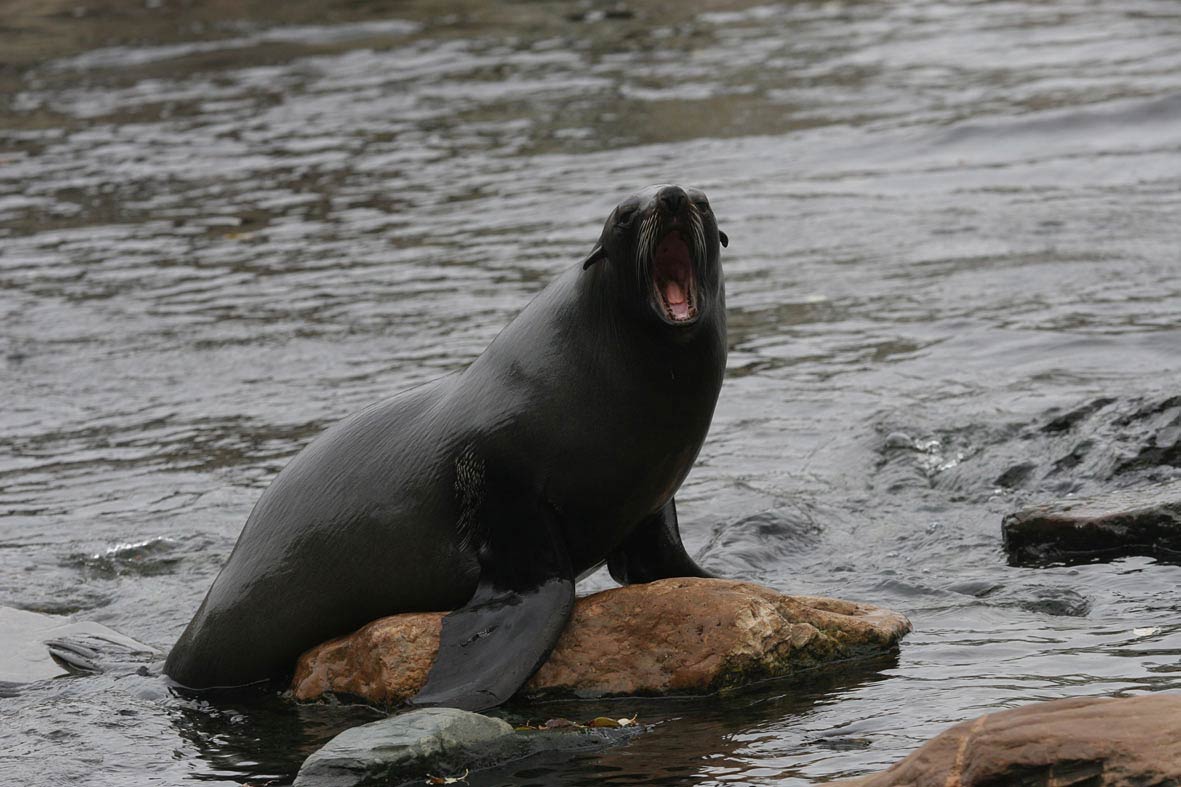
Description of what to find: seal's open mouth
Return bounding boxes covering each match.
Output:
[652,230,697,322]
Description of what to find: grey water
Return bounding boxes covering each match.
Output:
[2,0,1180,784]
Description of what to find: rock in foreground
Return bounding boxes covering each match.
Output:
[293,708,513,787]
[293,707,643,787]
[293,578,910,704]
[1003,480,1181,566]
[832,693,1181,787]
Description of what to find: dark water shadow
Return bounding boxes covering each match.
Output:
[168,681,383,784]
[464,656,902,787]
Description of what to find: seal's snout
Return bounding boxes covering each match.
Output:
[657,185,688,217]
[639,185,708,326]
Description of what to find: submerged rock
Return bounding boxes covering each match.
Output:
[293,707,643,787]
[832,693,1181,787]
[293,707,514,787]
[1003,479,1181,566]
[292,578,910,704]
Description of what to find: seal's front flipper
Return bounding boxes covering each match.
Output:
[411,494,574,712]
[608,498,715,585]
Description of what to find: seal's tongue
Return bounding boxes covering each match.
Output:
[653,232,696,322]
[664,280,689,319]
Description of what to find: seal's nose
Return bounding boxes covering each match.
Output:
[657,185,688,216]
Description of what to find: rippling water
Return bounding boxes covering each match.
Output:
[2,1,1180,784]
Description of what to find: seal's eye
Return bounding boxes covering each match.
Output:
[692,199,711,214]
[615,202,639,228]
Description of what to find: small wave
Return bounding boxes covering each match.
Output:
[871,393,1181,503]
[698,506,823,580]
[929,93,1181,152]
[65,536,183,578]
[49,19,421,72]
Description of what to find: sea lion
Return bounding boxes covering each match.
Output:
[164,184,730,711]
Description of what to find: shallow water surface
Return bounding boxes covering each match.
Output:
[2,1,1180,784]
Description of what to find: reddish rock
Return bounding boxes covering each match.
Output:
[292,578,910,704]
[833,693,1181,787]
[292,614,442,705]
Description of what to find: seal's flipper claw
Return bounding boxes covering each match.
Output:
[45,638,102,674]
[607,498,715,585]
[44,625,158,675]
[411,491,574,712]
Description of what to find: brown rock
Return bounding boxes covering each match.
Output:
[1003,480,1181,567]
[832,693,1181,787]
[291,578,910,704]
[291,613,443,705]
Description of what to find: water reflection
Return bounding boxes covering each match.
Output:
[169,688,382,783]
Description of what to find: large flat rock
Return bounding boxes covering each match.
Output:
[832,693,1181,787]
[1003,480,1181,566]
[293,578,910,705]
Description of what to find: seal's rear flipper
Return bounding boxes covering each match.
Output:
[45,624,159,675]
[45,638,102,673]
[607,498,715,585]
[1,606,159,685]
[410,492,574,712]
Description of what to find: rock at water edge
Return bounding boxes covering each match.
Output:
[293,707,514,787]
[831,693,1181,787]
[1003,480,1181,566]
[293,577,911,704]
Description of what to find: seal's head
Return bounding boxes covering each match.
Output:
[582,184,728,329]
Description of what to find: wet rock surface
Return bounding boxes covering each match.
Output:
[1003,479,1181,566]
[832,693,1181,787]
[292,707,513,787]
[292,578,911,704]
[292,707,643,787]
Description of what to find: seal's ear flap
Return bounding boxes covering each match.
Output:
[581,243,607,270]
[719,230,729,248]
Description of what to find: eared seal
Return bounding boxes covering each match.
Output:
[165,184,730,710]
